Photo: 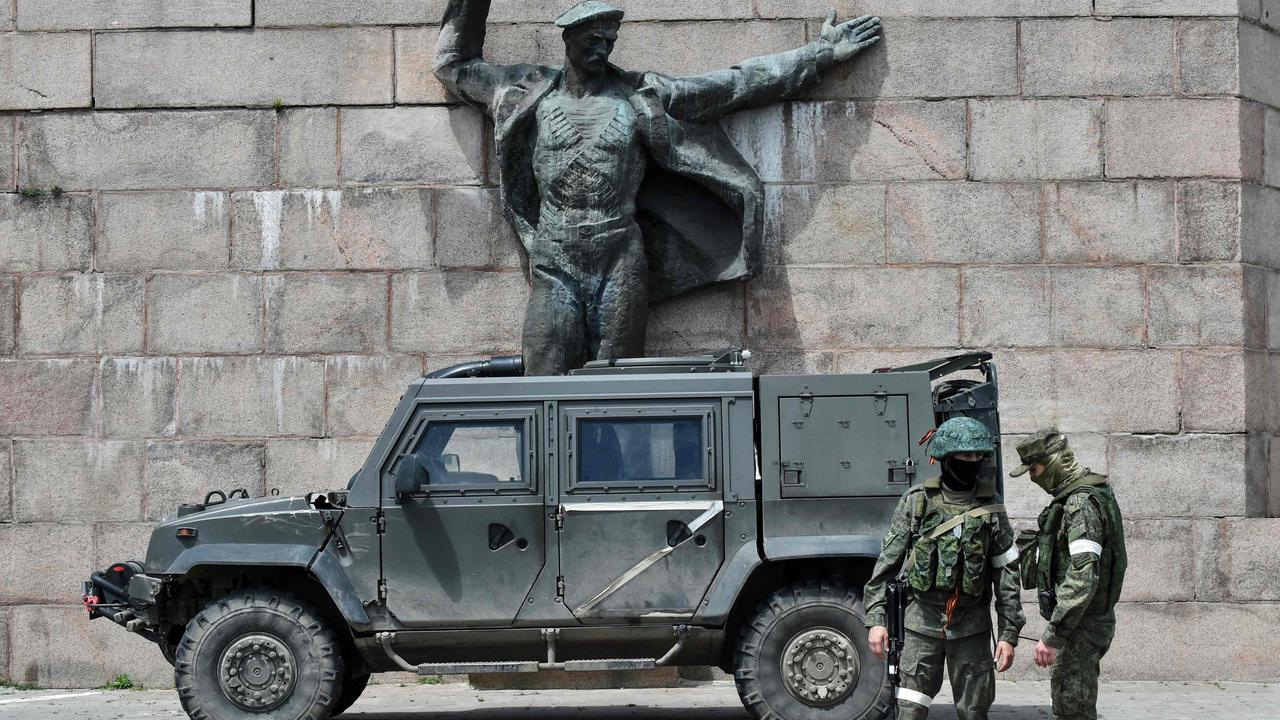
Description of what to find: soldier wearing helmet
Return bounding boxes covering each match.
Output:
[1012,428,1127,720]
[864,416,1025,719]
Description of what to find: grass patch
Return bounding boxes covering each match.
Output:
[18,186,64,199]
[0,678,42,691]
[418,675,444,685]
[102,674,140,691]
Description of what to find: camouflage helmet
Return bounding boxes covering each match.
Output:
[928,417,995,459]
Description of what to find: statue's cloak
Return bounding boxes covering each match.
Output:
[486,65,765,302]
[436,0,825,301]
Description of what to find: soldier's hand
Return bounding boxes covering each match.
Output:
[820,12,882,63]
[994,641,1015,672]
[1034,640,1059,668]
[868,626,888,659]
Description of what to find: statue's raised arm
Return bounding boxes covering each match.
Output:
[430,1,884,376]
[654,11,881,123]
[434,0,552,113]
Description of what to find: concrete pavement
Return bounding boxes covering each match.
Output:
[2,681,1279,719]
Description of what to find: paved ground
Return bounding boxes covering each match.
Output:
[2,681,1280,719]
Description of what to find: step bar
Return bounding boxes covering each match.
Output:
[377,626,690,676]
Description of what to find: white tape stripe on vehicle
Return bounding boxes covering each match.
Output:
[575,501,723,614]
[563,501,720,513]
[992,544,1020,568]
[896,687,933,707]
[1069,539,1103,556]
[0,692,102,706]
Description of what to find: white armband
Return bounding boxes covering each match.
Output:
[1069,539,1103,557]
[991,544,1019,569]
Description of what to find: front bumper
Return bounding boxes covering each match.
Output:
[83,561,165,643]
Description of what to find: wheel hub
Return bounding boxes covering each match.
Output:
[218,633,296,712]
[780,627,860,707]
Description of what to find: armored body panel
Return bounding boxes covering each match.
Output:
[85,350,1001,720]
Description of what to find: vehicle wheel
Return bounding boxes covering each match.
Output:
[160,640,178,667]
[733,580,891,720]
[331,673,370,717]
[173,588,344,720]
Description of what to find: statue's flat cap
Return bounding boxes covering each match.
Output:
[556,1,625,28]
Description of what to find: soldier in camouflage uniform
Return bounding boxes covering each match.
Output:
[865,417,1025,719]
[1011,428,1127,720]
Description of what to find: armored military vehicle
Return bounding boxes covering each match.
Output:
[85,350,1002,720]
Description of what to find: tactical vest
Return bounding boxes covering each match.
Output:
[1018,482,1127,613]
[904,489,1008,597]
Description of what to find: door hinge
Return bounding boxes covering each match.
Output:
[556,576,566,599]
[554,505,565,532]
[377,579,388,603]
[874,388,889,416]
[372,512,386,535]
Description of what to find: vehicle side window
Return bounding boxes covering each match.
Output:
[576,416,707,488]
[408,420,525,489]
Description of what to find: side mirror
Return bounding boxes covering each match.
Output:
[394,453,428,502]
[442,453,461,473]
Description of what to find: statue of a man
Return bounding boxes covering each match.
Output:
[435,0,881,375]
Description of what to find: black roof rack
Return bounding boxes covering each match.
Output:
[570,348,753,375]
[873,352,994,381]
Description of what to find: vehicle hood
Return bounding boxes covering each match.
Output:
[146,496,331,575]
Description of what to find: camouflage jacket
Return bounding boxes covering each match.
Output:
[864,485,1026,644]
[1038,481,1126,648]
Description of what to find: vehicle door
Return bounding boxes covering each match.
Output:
[556,400,726,623]
[379,403,545,627]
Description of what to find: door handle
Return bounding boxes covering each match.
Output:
[666,520,693,547]
[488,523,516,551]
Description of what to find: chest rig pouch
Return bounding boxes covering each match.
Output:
[1017,502,1064,594]
[905,490,1005,596]
[1021,483,1127,621]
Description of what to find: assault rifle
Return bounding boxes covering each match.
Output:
[885,579,908,708]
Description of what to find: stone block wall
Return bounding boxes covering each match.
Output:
[0,0,1276,687]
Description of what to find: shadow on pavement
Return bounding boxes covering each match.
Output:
[345,709,749,720]
[343,701,1055,720]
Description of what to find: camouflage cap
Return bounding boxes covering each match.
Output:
[555,1,625,29]
[1010,427,1069,477]
[928,416,995,459]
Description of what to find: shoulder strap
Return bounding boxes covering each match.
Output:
[920,504,1006,542]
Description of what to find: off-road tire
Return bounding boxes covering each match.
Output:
[331,673,370,717]
[733,580,891,720]
[161,640,178,667]
[174,588,344,720]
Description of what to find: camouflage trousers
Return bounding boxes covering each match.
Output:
[1050,632,1114,720]
[896,630,994,720]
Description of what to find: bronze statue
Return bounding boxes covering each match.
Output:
[435,0,882,375]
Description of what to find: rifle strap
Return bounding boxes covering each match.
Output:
[903,503,1007,572]
[922,503,1006,540]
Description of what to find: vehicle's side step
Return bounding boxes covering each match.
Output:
[416,661,539,675]
[376,626,689,676]
[562,659,656,672]
[411,658,657,675]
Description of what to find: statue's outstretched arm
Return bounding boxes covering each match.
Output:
[434,0,540,113]
[657,13,881,124]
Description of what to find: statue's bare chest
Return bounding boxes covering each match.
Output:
[533,90,645,215]
[535,91,639,155]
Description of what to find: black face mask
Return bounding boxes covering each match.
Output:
[942,457,984,491]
